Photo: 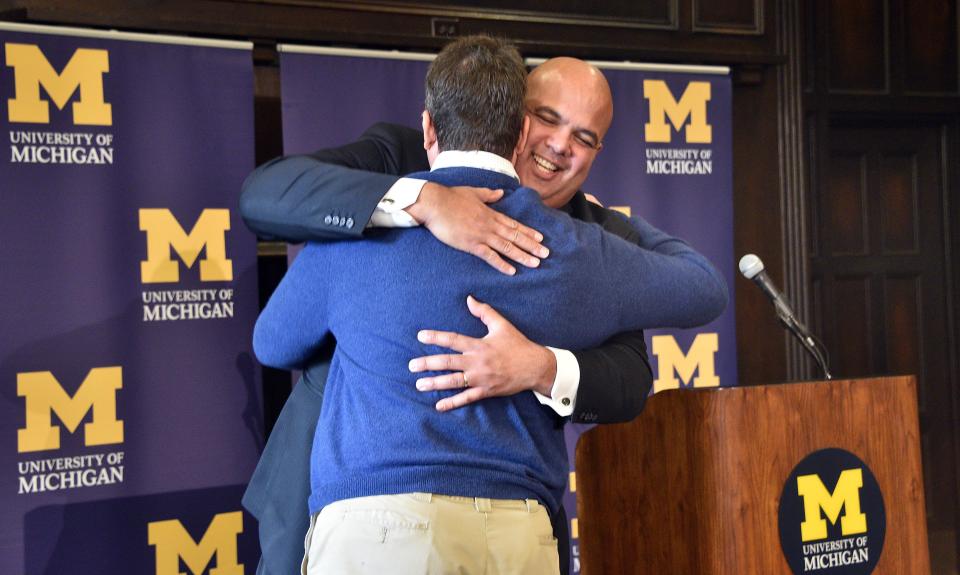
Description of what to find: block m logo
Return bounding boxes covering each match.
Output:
[148,511,244,575]
[140,209,233,284]
[797,469,868,542]
[5,43,112,125]
[643,80,711,144]
[651,333,719,393]
[17,366,124,453]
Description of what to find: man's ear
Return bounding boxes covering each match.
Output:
[421,110,440,164]
[512,114,531,164]
[421,110,438,151]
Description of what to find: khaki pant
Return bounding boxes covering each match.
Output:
[303,492,560,575]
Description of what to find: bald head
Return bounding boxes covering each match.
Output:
[527,58,613,139]
[515,57,614,208]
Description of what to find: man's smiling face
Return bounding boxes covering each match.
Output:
[515,58,613,208]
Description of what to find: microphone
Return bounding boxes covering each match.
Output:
[739,254,832,379]
[738,254,800,326]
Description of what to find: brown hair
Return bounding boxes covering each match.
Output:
[424,35,526,159]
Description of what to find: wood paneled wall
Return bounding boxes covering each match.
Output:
[805,0,960,571]
[1,0,776,62]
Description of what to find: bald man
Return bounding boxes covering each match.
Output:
[240,56,711,575]
[515,57,613,208]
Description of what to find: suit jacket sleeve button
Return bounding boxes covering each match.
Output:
[324,215,333,225]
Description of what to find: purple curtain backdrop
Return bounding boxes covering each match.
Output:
[1,24,261,574]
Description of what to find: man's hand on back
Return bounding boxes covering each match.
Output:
[409,295,557,411]
[405,182,549,275]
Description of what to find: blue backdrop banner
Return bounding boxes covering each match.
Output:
[0,23,261,574]
[279,45,736,574]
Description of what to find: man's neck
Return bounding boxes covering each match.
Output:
[430,150,519,181]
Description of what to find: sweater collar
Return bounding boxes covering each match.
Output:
[431,150,519,181]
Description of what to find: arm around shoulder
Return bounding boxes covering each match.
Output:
[239,155,398,243]
[586,214,728,331]
[631,214,728,322]
[238,123,427,243]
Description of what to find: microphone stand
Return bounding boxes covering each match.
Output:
[774,307,832,380]
[739,253,832,380]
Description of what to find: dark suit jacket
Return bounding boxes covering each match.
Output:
[239,122,654,575]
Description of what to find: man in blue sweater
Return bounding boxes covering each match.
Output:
[254,36,726,574]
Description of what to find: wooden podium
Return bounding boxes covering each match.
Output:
[574,377,930,574]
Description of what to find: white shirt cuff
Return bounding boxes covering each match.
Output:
[368,178,426,228]
[534,347,580,417]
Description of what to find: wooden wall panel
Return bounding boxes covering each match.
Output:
[827,0,888,92]
[904,0,959,94]
[806,117,820,256]
[824,152,868,254]
[810,120,958,573]
[693,0,762,33]
[315,0,677,28]
[812,277,823,339]
[775,0,814,380]
[883,275,923,398]
[6,0,782,65]
[733,63,787,386]
[879,153,919,253]
[832,276,873,376]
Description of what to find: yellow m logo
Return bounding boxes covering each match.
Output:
[5,43,112,125]
[643,80,711,144]
[651,333,719,392]
[17,367,124,453]
[797,469,868,542]
[140,209,233,284]
[149,511,244,575]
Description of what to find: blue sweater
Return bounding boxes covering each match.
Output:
[254,166,727,516]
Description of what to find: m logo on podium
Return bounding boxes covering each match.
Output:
[643,80,712,144]
[148,511,244,575]
[17,367,124,453]
[5,43,112,125]
[797,468,867,542]
[778,448,885,574]
[139,209,233,284]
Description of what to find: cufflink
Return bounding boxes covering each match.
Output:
[561,397,571,406]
